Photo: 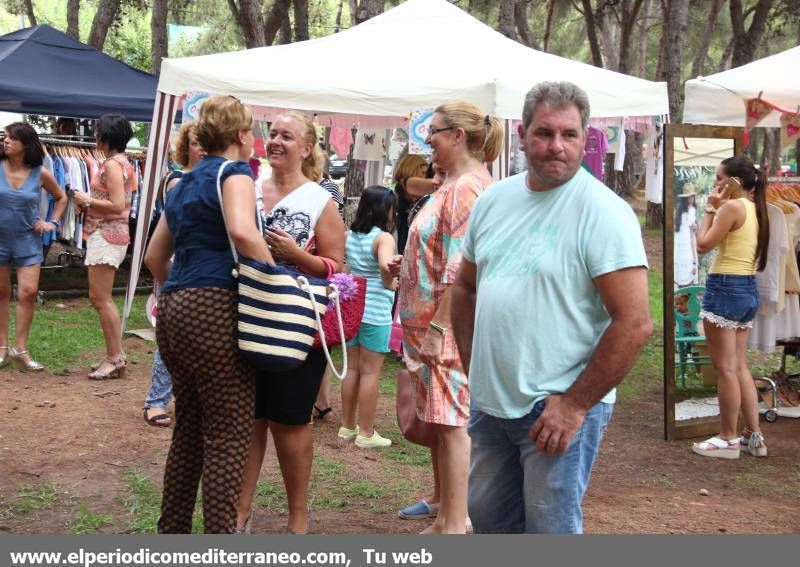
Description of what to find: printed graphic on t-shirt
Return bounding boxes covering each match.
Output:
[263,207,313,248]
[476,220,559,281]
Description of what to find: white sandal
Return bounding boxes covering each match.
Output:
[692,436,740,459]
[739,430,768,457]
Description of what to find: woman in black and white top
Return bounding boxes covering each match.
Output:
[236,111,346,534]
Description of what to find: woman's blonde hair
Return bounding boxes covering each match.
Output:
[434,101,503,163]
[393,154,427,185]
[195,95,252,155]
[278,111,323,180]
[172,121,198,167]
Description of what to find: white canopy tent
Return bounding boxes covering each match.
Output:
[683,45,800,126]
[124,0,669,328]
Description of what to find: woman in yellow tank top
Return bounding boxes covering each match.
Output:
[693,156,769,459]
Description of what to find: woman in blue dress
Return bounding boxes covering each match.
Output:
[0,122,66,372]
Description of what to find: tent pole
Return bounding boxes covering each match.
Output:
[122,91,178,333]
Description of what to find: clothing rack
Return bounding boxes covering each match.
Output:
[39,136,149,157]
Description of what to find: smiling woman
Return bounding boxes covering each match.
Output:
[236,110,346,535]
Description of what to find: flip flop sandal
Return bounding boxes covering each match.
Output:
[143,408,172,427]
[313,405,333,421]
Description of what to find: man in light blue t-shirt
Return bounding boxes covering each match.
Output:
[451,81,652,534]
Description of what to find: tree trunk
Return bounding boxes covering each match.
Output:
[691,0,722,78]
[607,130,643,199]
[761,128,781,176]
[617,0,645,75]
[543,0,556,51]
[344,128,364,199]
[228,0,266,48]
[497,0,517,41]
[151,0,168,74]
[718,37,734,71]
[66,0,80,39]
[654,0,668,81]
[730,0,773,68]
[598,8,619,70]
[580,0,604,67]
[279,13,292,44]
[335,0,344,32]
[665,0,690,119]
[515,0,537,49]
[646,201,663,229]
[348,0,357,27]
[23,0,37,26]
[87,0,121,50]
[264,0,291,45]
[636,0,652,78]
[355,0,383,25]
[293,0,309,42]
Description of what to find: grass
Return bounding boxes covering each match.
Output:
[255,481,288,514]
[119,469,203,534]
[0,484,59,518]
[68,504,113,534]
[8,295,150,373]
[729,470,800,498]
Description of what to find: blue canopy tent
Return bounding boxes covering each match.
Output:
[0,24,158,121]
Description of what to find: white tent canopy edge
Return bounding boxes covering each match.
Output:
[123,0,669,329]
[683,45,800,127]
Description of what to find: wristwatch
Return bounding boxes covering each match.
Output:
[705,206,716,214]
[429,321,447,336]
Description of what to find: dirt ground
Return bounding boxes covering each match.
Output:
[0,231,798,534]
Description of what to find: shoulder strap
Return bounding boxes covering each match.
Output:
[214,160,239,266]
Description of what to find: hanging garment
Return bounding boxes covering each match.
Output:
[644,118,664,205]
[613,126,627,172]
[330,127,353,158]
[353,128,385,161]
[583,126,607,179]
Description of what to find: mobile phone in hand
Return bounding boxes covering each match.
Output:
[719,177,744,200]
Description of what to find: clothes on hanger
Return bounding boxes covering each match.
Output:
[749,182,800,352]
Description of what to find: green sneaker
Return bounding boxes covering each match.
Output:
[337,425,359,440]
[355,430,392,448]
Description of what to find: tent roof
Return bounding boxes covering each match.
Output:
[0,24,158,121]
[159,0,668,121]
[683,45,800,127]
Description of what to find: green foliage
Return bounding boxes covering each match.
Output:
[120,470,162,534]
[6,295,149,373]
[0,483,59,518]
[120,469,203,534]
[68,504,114,534]
[104,6,152,72]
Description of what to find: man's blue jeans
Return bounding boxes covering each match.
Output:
[144,348,173,410]
[467,399,612,534]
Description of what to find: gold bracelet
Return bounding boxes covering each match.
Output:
[429,321,447,336]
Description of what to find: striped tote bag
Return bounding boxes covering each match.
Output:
[215,160,331,371]
[236,258,331,371]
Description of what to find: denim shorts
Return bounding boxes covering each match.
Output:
[700,273,759,329]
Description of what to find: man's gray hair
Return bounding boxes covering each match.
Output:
[522,81,591,131]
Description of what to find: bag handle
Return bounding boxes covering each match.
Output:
[218,159,347,377]
[214,160,241,274]
[298,276,348,381]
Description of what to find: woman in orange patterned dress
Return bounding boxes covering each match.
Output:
[397,101,502,533]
